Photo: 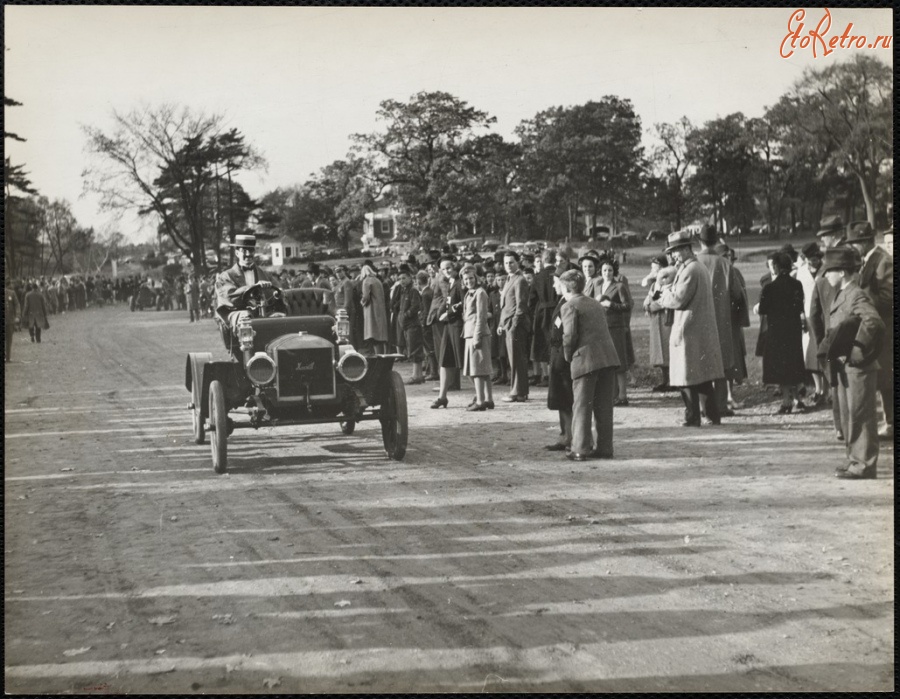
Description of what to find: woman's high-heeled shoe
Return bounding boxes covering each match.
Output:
[484,400,495,410]
[430,397,448,409]
[466,402,486,412]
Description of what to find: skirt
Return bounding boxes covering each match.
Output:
[609,325,634,371]
[463,335,492,377]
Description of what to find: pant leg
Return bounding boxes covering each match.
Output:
[681,387,700,425]
[713,379,728,413]
[844,368,879,471]
[558,409,573,448]
[34,326,41,343]
[700,381,720,422]
[592,367,616,457]
[571,373,595,455]
[509,324,530,398]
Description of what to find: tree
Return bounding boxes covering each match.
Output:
[353,91,497,242]
[651,117,694,231]
[308,158,377,252]
[517,98,646,240]
[82,104,265,272]
[4,96,40,277]
[686,113,757,232]
[774,55,892,227]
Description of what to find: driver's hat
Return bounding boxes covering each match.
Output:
[230,233,257,249]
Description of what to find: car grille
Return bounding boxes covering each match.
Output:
[277,347,335,398]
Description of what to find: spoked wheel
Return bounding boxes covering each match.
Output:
[209,379,228,474]
[340,420,356,435]
[191,402,205,445]
[380,371,408,460]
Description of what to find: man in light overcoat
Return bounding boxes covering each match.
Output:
[658,230,725,426]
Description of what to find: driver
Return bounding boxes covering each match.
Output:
[215,233,286,331]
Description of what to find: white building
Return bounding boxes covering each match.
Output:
[268,236,304,267]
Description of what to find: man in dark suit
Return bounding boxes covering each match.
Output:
[820,247,885,479]
[560,269,620,461]
[845,221,893,440]
[215,233,284,331]
[528,248,558,387]
[498,251,530,402]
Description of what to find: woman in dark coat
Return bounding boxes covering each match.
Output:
[431,258,464,408]
[545,271,573,451]
[597,258,634,405]
[756,251,807,413]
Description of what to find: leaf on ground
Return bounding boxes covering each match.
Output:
[334,600,352,608]
[263,677,282,688]
[212,613,235,624]
[148,614,178,626]
[63,647,92,657]
[60,467,75,472]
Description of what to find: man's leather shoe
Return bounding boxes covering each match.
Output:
[720,409,735,417]
[502,395,527,403]
[682,420,701,427]
[544,443,568,452]
[836,467,876,480]
[703,418,721,426]
[878,426,894,440]
[566,451,587,462]
[589,450,614,459]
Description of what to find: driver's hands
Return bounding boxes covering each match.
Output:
[256,281,273,289]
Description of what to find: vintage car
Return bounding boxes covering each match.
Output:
[185,284,408,473]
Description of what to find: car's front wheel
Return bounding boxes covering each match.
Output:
[380,371,408,460]
[209,379,228,473]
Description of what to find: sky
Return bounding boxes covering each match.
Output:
[4,5,894,243]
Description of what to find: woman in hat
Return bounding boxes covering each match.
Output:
[755,251,808,413]
[578,252,602,299]
[544,268,574,451]
[642,254,673,391]
[597,257,634,405]
[431,257,464,409]
[460,264,494,410]
[797,242,826,403]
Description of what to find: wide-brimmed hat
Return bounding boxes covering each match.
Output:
[822,247,861,273]
[665,229,694,253]
[229,233,257,249]
[845,220,875,243]
[816,215,844,238]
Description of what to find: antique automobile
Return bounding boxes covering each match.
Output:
[130,283,156,311]
[185,284,408,473]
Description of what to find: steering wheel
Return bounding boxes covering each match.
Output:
[239,284,283,318]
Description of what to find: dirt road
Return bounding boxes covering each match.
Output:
[4,305,894,693]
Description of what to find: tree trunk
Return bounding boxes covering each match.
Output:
[858,171,877,227]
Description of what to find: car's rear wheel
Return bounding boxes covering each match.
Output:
[380,371,408,460]
[340,420,356,435]
[209,379,228,474]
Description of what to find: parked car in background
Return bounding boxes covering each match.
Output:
[646,229,666,242]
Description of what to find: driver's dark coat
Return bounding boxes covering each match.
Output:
[215,263,279,315]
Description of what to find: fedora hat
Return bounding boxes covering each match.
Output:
[845,220,875,243]
[665,229,694,253]
[229,233,257,248]
[822,247,861,273]
[698,223,718,244]
[816,215,844,238]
